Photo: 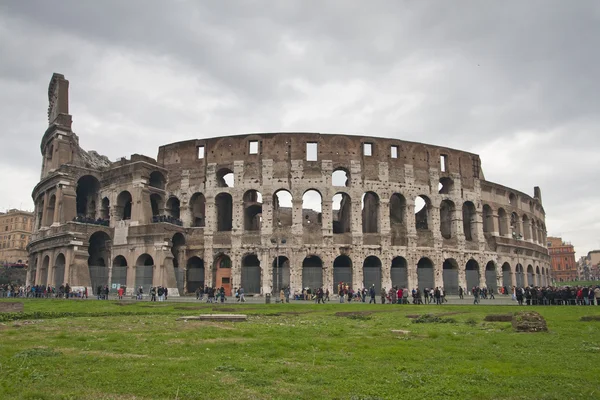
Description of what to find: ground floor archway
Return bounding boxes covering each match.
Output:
[363,256,382,292]
[241,254,261,294]
[391,257,408,289]
[417,257,434,291]
[302,255,323,291]
[442,258,459,295]
[272,256,290,294]
[186,256,205,294]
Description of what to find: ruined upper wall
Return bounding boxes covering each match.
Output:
[157,133,484,188]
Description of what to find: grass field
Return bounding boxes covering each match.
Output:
[1,300,599,400]
[554,280,599,287]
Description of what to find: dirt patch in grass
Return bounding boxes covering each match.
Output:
[580,315,600,321]
[174,305,214,310]
[485,314,513,322]
[335,311,373,317]
[115,302,135,306]
[0,302,23,313]
[178,320,236,330]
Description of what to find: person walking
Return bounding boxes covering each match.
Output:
[369,285,376,304]
[238,286,245,302]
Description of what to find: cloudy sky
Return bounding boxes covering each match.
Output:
[0,0,598,257]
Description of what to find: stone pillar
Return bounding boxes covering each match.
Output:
[407,256,418,291]
[491,212,500,236]
[261,251,271,296]
[458,261,467,293]
[41,191,49,227]
[291,199,303,238]
[452,206,464,241]
[321,198,333,237]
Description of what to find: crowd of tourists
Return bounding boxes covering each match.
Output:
[72,216,110,226]
[0,283,88,298]
[509,285,600,306]
[194,285,227,303]
[151,215,183,226]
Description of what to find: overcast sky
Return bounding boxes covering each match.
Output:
[0,0,598,258]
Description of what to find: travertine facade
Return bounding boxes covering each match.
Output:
[0,209,34,265]
[27,73,551,296]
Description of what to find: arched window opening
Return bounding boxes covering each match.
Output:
[389,193,406,226]
[361,192,379,233]
[440,200,455,239]
[510,212,521,237]
[172,233,185,294]
[302,190,322,227]
[466,259,480,290]
[485,261,497,290]
[40,256,50,286]
[213,254,232,295]
[522,215,531,241]
[302,256,323,291]
[45,195,56,226]
[333,255,352,291]
[241,254,261,294]
[116,191,132,221]
[149,171,166,190]
[150,193,163,217]
[535,266,541,286]
[415,196,431,230]
[462,201,476,241]
[217,168,234,188]
[243,190,263,231]
[332,193,351,234]
[363,256,382,292]
[531,220,538,243]
[527,265,534,287]
[36,198,44,228]
[498,208,508,236]
[189,193,206,227]
[76,175,101,219]
[166,197,181,219]
[100,197,110,220]
[438,177,454,194]
[515,264,525,288]
[88,231,111,291]
[332,168,350,187]
[442,259,459,295]
[482,204,493,233]
[215,193,233,231]
[186,257,205,294]
[509,193,516,206]
[273,190,293,228]
[417,257,434,291]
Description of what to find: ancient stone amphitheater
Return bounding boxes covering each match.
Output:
[27,73,550,297]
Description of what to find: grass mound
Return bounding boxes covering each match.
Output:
[411,314,456,324]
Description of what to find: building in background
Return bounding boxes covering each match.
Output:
[585,250,600,281]
[547,236,577,282]
[0,209,34,266]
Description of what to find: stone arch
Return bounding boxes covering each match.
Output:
[54,253,66,286]
[527,264,534,286]
[510,212,521,237]
[485,261,497,290]
[501,262,512,290]
[522,215,531,241]
[462,201,477,241]
[116,191,132,221]
[273,189,293,228]
[150,193,164,217]
[332,167,350,187]
[302,189,322,227]
[45,194,56,226]
[515,264,525,287]
[482,204,493,233]
[135,254,154,294]
[190,193,206,227]
[171,233,185,294]
[166,196,181,219]
[213,254,232,295]
[362,192,380,233]
[509,192,517,206]
[391,257,408,289]
[243,190,263,231]
[417,257,434,290]
[332,192,352,234]
[466,259,480,290]
[333,255,352,290]
[40,255,50,286]
[363,255,382,292]
[76,175,100,219]
[215,193,233,231]
[186,256,205,293]
[89,231,110,291]
[111,255,128,292]
[272,256,290,294]
[241,254,261,294]
[216,168,234,188]
[498,208,508,236]
[390,194,407,245]
[302,255,323,290]
[535,266,541,286]
[415,195,432,230]
[149,171,166,190]
[100,197,110,220]
[442,258,459,295]
[440,200,455,239]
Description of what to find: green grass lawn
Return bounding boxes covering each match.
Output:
[1,300,599,400]
[555,280,599,287]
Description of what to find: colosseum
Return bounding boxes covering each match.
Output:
[27,73,551,297]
